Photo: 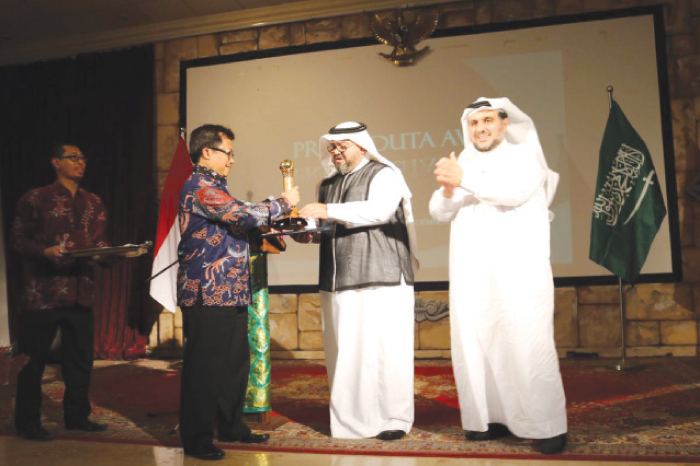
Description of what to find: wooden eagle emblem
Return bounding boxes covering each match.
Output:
[369,10,439,66]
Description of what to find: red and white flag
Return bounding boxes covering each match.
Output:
[150,137,192,313]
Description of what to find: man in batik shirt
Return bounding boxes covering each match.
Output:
[12,143,109,441]
[176,124,299,462]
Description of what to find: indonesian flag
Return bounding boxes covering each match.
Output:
[150,138,192,313]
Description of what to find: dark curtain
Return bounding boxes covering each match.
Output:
[0,46,158,360]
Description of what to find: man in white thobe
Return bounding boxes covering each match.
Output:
[296,121,419,440]
[428,98,567,454]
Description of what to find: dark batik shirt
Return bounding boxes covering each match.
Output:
[177,165,291,307]
[11,181,109,311]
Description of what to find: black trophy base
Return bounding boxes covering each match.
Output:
[273,216,307,231]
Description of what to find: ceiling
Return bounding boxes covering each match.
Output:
[0,0,453,66]
[0,0,297,47]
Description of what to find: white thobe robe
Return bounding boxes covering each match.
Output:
[429,140,567,439]
[321,158,415,439]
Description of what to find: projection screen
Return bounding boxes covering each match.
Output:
[182,6,680,289]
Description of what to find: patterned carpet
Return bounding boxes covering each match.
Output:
[1,356,700,462]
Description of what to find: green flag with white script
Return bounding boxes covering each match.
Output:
[589,99,667,283]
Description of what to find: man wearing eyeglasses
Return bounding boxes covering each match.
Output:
[11,143,109,441]
[296,122,419,441]
[176,124,299,461]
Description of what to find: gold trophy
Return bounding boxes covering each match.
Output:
[273,159,307,230]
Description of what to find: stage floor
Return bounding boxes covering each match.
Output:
[1,357,700,464]
[1,435,694,466]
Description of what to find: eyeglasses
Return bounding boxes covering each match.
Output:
[327,144,352,154]
[58,155,87,163]
[208,147,234,161]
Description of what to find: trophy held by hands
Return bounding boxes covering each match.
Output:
[273,159,307,231]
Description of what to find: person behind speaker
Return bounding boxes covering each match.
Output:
[11,143,110,441]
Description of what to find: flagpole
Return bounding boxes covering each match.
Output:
[608,277,641,371]
[605,86,643,373]
[146,260,178,282]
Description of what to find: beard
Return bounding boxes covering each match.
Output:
[335,162,350,175]
[473,133,506,153]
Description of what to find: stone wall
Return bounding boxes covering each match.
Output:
[149,0,700,360]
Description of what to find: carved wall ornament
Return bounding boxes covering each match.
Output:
[368,9,439,67]
[414,296,449,323]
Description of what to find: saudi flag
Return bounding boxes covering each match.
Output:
[589,99,667,283]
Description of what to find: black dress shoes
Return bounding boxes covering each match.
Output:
[65,419,108,432]
[540,433,567,454]
[465,423,512,441]
[376,430,406,441]
[184,444,225,461]
[218,431,270,443]
[18,426,53,441]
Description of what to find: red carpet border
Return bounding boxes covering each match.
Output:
[1,357,700,462]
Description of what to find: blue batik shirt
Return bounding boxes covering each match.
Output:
[176,164,291,307]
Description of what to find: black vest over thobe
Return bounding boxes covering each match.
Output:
[318,161,414,292]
